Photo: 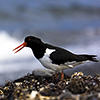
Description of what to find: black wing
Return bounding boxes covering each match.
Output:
[49,48,79,65]
[49,48,98,65]
[45,44,98,65]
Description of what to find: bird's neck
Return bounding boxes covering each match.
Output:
[31,44,46,59]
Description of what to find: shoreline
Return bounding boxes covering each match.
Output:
[0,71,100,100]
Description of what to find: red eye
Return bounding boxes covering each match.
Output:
[28,38,31,41]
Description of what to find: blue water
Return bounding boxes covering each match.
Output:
[0,0,100,85]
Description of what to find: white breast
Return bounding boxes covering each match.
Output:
[39,48,57,70]
[38,48,72,71]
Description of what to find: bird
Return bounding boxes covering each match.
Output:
[13,36,98,80]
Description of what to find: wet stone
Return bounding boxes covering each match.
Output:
[0,71,100,100]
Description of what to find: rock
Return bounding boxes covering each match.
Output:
[0,71,100,100]
[32,68,55,77]
[30,90,57,100]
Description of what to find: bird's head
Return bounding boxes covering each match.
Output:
[13,36,42,53]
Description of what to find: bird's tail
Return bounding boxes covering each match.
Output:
[78,55,99,62]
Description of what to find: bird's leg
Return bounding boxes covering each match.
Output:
[54,71,64,81]
[52,71,58,82]
[61,71,64,81]
[55,71,58,78]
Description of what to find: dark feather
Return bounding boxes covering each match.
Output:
[46,44,99,65]
[78,55,99,62]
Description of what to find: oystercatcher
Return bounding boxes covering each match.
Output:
[13,36,98,80]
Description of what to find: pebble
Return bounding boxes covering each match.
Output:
[32,68,55,77]
[0,71,100,100]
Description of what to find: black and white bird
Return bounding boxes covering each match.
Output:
[13,36,98,75]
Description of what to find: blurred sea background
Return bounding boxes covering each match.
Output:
[0,0,100,85]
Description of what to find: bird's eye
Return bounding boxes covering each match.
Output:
[28,38,31,41]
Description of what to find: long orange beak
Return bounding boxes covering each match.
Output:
[13,42,27,53]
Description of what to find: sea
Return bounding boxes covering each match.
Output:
[0,0,100,85]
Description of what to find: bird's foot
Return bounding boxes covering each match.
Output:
[53,71,65,82]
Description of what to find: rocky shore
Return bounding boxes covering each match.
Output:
[0,71,100,100]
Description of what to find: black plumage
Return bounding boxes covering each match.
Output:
[13,36,98,72]
[44,44,98,65]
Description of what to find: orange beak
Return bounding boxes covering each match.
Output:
[13,42,27,53]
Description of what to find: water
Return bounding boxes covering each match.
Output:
[0,0,100,85]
